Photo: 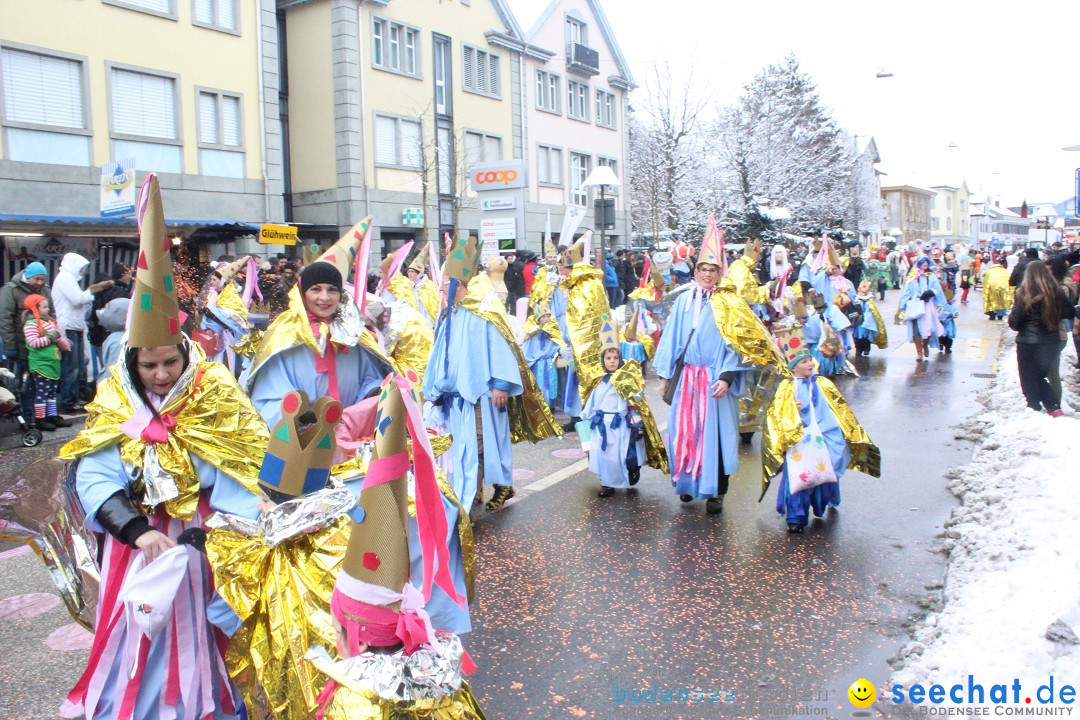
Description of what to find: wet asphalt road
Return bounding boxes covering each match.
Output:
[0,288,1003,719]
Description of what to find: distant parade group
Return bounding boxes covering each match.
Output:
[10,171,1050,720]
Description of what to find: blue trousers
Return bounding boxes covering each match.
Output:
[59,330,85,407]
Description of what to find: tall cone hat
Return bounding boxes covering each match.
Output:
[443,236,480,285]
[599,312,620,354]
[564,236,585,267]
[698,214,725,270]
[317,216,373,282]
[129,174,181,348]
[624,305,640,341]
[339,376,410,607]
[408,242,430,274]
[215,255,250,287]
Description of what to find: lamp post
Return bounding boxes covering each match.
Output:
[582,165,622,266]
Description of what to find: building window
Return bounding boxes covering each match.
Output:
[597,156,618,194]
[193,0,237,32]
[372,17,420,78]
[537,144,562,185]
[595,90,616,129]
[567,80,589,121]
[566,16,587,45]
[0,45,91,166]
[947,217,952,231]
[109,65,182,172]
[462,45,500,98]
[946,196,952,210]
[197,89,243,178]
[570,151,590,207]
[536,70,560,113]
[103,0,176,20]
[433,34,451,115]
[464,130,502,167]
[436,121,453,195]
[374,113,421,169]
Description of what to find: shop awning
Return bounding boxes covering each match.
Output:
[0,213,258,234]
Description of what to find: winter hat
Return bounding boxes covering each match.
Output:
[23,262,47,279]
[299,262,343,293]
[98,297,131,333]
[23,294,47,334]
[111,262,130,281]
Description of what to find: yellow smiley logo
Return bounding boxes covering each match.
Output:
[848,678,876,709]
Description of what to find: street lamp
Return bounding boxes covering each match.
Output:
[583,165,622,266]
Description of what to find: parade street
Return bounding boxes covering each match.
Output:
[0,289,1002,720]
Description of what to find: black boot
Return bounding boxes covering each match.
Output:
[706,496,724,514]
[679,494,693,503]
[49,415,73,428]
[787,523,805,533]
[35,418,57,432]
[597,486,615,498]
[486,484,515,510]
[628,466,640,486]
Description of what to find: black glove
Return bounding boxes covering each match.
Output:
[96,490,152,547]
[176,528,207,554]
[920,290,935,301]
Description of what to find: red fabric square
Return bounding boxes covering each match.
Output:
[362,552,380,572]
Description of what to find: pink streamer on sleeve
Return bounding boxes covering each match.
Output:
[376,241,415,297]
[241,256,261,305]
[353,224,374,311]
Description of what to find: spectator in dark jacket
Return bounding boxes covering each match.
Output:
[0,262,54,416]
[843,242,866,287]
[614,249,637,298]
[89,262,132,349]
[1009,247,1041,287]
[1008,260,1075,416]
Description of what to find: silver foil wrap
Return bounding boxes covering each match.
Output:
[305,630,467,702]
[0,458,100,631]
[206,485,355,547]
[329,298,364,350]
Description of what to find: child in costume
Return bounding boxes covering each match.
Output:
[582,315,668,497]
[937,300,958,354]
[308,376,485,720]
[205,391,354,720]
[22,294,71,431]
[763,323,880,533]
[852,280,889,356]
[802,291,855,377]
[619,305,655,373]
[520,298,565,407]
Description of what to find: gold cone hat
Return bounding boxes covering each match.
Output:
[698,215,725,269]
[624,305,640,341]
[317,216,372,281]
[443,235,480,285]
[215,255,250,287]
[129,174,181,348]
[408,242,430,274]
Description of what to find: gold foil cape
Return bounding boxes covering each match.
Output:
[59,353,267,520]
[415,278,442,324]
[738,367,784,433]
[460,274,562,444]
[384,300,434,383]
[232,327,264,359]
[562,263,611,404]
[609,361,668,475]
[864,298,889,349]
[0,458,99,631]
[386,273,419,310]
[306,639,486,719]
[721,255,771,305]
[983,266,1013,314]
[521,315,566,348]
[760,376,881,499]
[244,286,396,393]
[710,288,788,372]
[211,282,250,327]
[206,508,350,719]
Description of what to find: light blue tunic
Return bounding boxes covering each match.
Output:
[548,285,582,417]
[653,290,749,498]
[423,306,523,508]
[899,272,948,346]
[581,376,644,488]
[522,330,560,406]
[75,446,259,720]
[775,377,848,526]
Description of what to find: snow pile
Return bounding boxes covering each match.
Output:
[890,335,1080,703]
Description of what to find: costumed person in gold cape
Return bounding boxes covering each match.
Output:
[205,391,354,719]
[422,236,560,512]
[241,217,396,440]
[619,304,655,373]
[59,174,267,720]
[196,255,255,377]
[852,279,889,356]
[653,215,784,514]
[582,314,667,497]
[520,296,565,407]
[720,238,774,318]
[406,242,441,325]
[982,256,1013,321]
[763,323,880,533]
[307,376,485,720]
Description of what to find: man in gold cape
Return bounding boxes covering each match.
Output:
[982,258,1013,320]
[422,236,561,513]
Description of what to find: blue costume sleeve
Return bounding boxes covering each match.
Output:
[803,315,822,343]
[194,454,259,521]
[76,446,131,533]
[424,309,523,405]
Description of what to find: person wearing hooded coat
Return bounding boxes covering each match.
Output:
[53,253,115,411]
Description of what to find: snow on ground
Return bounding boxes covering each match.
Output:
[888,331,1080,708]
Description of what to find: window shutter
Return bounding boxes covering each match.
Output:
[374,115,397,165]
[217,0,236,30]
[221,95,240,146]
[194,0,213,23]
[127,0,172,13]
[198,92,218,144]
[1,48,84,129]
[111,68,176,139]
[474,51,486,94]
[400,119,421,167]
[484,135,500,162]
[488,55,498,95]
[464,132,481,166]
[463,46,474,90]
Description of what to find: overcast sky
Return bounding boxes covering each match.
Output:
[508,0,1080,209]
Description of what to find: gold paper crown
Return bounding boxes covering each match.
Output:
[599,312,620,354]
[545,239,557,259]
[408,242,430,274]
[258,391,343,499]
[532,296,551,318]
[129,174,181,349]
[624,305,640,341]
[562,237,585,267]
[699,216,724,269]
[774,323,812,369]
[215,255,250,287]
[443,236,480,285]
[317,216,373,281]
[744,238,763,262]
[341,376,410,601]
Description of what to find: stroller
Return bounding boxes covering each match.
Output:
[0,344,43,447]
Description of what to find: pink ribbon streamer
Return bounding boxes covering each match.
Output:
[242,255,262,305]
[353,224,374,311]
[673,365,709,479]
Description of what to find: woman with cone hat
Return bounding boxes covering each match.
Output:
[406,242,441,325]
[59,174,269,720]
[241,217,395,434]
[310,375,485,719]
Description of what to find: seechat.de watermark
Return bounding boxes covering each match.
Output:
[611,683,735,703]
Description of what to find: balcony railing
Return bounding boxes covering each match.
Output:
[566,42,599,76]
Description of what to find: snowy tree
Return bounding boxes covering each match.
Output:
[715,55,851,240]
